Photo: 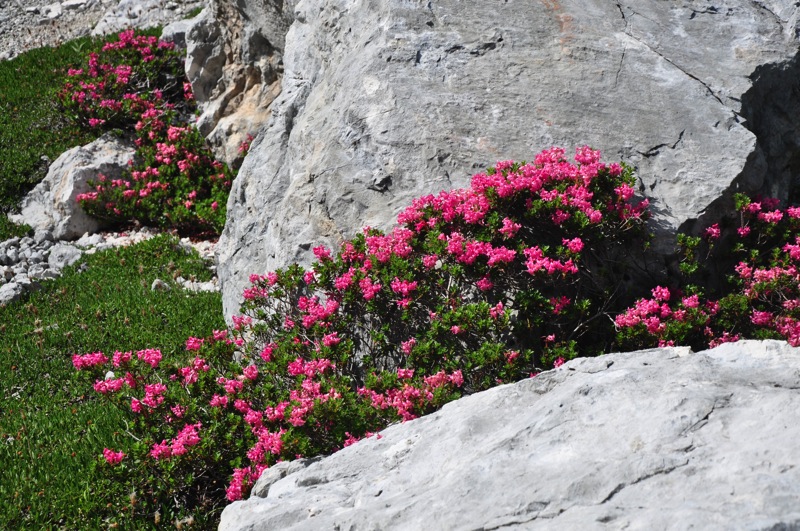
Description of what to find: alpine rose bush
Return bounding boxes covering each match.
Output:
[73,146,652,524]
[616,193,800,350]
[60,30,237,234]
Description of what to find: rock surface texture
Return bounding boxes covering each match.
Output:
[0,0,203,61]
[10,134,135,240]
[219,340,800,530]
[184,0,291,166]
[215,0,800,319]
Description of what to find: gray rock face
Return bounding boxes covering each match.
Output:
[219,340,800,530]
[185,0,290,166]
[10,134,135,241]
[215,0,800,319]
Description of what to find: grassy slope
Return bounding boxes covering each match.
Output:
[0,235,225,529]
[0,28,161,240]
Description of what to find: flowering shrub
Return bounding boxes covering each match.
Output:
[616,194,800,350]
[59,30,236,234]
[72,146,652,523]
[58,30,187,130]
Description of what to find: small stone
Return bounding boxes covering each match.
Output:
[0,282,23,305]
[28,252,44,264]
[41,2,62,18]
[76,233,104,248]
[48,243,82,270]
[151,278,170,291]
[6,248,18,263]
[33,229,53,244]
[62,0,88,9]
[12,274,30,287]
[27,265,47,280]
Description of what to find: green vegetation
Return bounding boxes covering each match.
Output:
[0,234,224,529]
[0,28,162,240]
[185,6,204,19]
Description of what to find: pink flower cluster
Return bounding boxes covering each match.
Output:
[150,423,202,460]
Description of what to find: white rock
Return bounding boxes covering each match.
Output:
[0,282,23,305]
[10,135,135,241]
[220,340,800,530]
[41,2,61,18]
[61,0,87,9]
[151,278,170,291]
[47,243,82,271]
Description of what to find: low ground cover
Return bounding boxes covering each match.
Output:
[0,234,224,529]
[0,29,161,240]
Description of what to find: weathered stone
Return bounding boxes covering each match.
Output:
[160,13,196,49]
[10,134,135,240]
[92,0,204,37]
[47,243,82,271]
[75,233,104,248]
[185,0,288,166]
[61,0,88,10]
[220,340,800,530]
[151,278,170,291]
[216,0,800,320]
[33,229,53,244]
[0,282,23,305]
[250,458,321,499]
[41,2,61,19]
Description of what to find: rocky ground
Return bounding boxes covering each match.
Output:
[0,227,219,304]
[0,0,214,305]
[0,0,202,60]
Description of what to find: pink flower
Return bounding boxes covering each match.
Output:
[93,378,125,394]
[322,332,341,347]
[313,245,332,261]
[397,368,414,379]
[136,348,162,368]
[476,276,494,291]
[102,448,125,466]
[72,351,109,370]
[651,286,670,302]
[185,337,204,351]
[401,338,416,354]
[260,343,276,362]
[553,357,565,368]
[150,440,172,460]
[703,223,721,240]
[498,217,522,238]
[562,237,584,253]
[243,365,259,381]
[210,394,229,408]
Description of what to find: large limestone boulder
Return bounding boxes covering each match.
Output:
[215,0,800,319]
[9,135,135,240]
[219,340,800,530]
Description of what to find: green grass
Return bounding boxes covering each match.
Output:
[185,6,204,19]
[0,234,225,529]
[0,29,161,240]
